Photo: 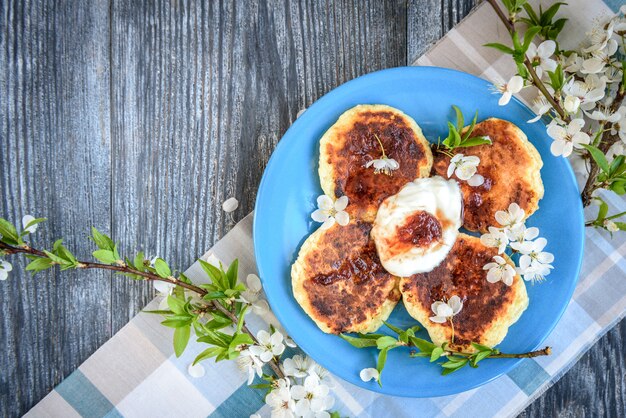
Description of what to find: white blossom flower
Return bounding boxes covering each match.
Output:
[528,95,552,123]
[22,215,39,234]
[360,367,379,382]
[0,261,12,281]
[284,336,297,348]
[307,363,334,389]
[516,237,554,283]
[237,273,271,317]
[237,349,264,384]
[563,76,605,112]
[222,197,239,213]
[265,379,295,418]
[187,362,205,378]
[547,119,590,157]
[483,255,516,286]
[604,220,619,232]
[583,20,615,53]
[311,195,349,229]
[562,53,583,73]
[480,226,509,254]
[586,105,622,123]
[507,224,540,251]
[527,41,557,79]
[611,106,626,142]
[429,295,463,323]
[364,156,399,175]
[564,95,581,114]
[250,414,262,418]
[282,355,313,378]
[249,330,285,362]
[492,75,524,106]
[291,375,334,418]
[495,202,526,229]
[447,154,480,181]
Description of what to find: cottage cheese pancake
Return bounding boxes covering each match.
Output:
[291,220,401,334]
[400,233,528,352]
[319,105,433,222]
[432,118,543,232]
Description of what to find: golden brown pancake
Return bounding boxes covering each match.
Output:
[400,233,528,352]
[291,220,401,334]
[319,104,433,222]
[431,118,544,232]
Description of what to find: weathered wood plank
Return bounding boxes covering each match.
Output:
[520,320,626,418]
[108,0,408,331]
[0,0,112,416]
[407,0,479,64]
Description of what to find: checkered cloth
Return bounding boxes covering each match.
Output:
[27,1,625,417]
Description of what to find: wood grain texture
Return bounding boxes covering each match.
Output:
[408,0,479,64]
[0,0,112,416]
[0,0,624,416]
[108,0,408,331]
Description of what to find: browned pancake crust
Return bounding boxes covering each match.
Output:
[400,233,528,351]
[292,221,401,334]
[431,118,543,232]
[321,106,432,222]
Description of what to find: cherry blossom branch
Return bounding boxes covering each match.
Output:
[0,240,285,379]
[445,345,552,359]
[486,0,568,120]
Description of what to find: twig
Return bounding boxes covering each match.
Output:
[0,240,285,379]
[485,0,567,120]
[450,346,552,359]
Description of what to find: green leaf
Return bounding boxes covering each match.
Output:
[581,144,610,174]
[92,249,117,264]
[339,333,378,348]
[199,259,228,290]
[154,258,171,278]
[522,26,541,51]
[540,2,566,26]
[173,325,191,357]
[197,330,231,347]
[523,2,539,23]
[25,257,54,273]
[615,222,626,231]
[44,250,69,265]
[225,259,239,288]
[161,318,192,328]
[141,309,174,315]
[90,227,115,251]
[484,42,515,54]
[236,305,249,332]
[376,336,398,350]
[409,336,436,353]
[470,342,494,352]
[193,346,225,365]
[383,321,405,335]
[430,347,444,362]
[229,332,254,352]
[447,122,462,148]
[597,199,609,222]
[134,251,145,271]
[458,136,492,148]
[203,291,228,301]
[440,357,469,369]
[167,295,186,315]
[56,244,77,264]
[471,350,491,366]
[453,105,464,132]
[376,346,391,386]
[330,412,341,418]
[0,218,20,245]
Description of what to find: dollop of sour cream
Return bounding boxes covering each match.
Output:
[371,176,463,277]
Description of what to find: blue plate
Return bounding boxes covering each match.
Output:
[253,67,584,397]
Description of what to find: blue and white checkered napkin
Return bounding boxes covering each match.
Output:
[27,1,626,417]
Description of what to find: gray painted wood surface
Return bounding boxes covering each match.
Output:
[0,0,623,416]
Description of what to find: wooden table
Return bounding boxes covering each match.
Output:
[1,1,624,416]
